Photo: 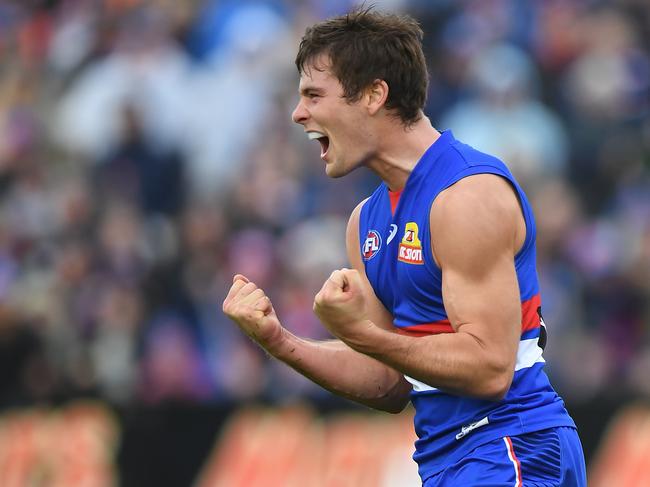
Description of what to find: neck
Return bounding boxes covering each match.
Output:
[365,114,440,191]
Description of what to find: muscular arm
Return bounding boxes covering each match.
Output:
[318,175,524,400]
[222,201,411,413]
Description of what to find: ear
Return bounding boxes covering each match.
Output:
[366,79,389,116]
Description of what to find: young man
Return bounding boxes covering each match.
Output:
[223,8,587,486]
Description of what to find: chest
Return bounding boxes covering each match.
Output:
[361,194,444,320]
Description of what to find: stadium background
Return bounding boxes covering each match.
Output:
[0,0,648,485]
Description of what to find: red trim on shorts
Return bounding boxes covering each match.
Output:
[504,436,522,487]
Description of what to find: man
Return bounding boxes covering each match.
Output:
[223,8,587,486]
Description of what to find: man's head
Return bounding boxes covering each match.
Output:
[292,8,429,178]
[296,7,428,126]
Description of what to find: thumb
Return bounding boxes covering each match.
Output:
[341,268,362,291]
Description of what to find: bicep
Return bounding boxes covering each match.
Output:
[432,176,523,361]
[346,200,395,331]
[441,251,521,358]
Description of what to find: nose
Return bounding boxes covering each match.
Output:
[292,99,309,125]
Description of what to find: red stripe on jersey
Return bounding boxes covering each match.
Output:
[504,436,522,487]
[396,294,541,337]
[388,189,402,216]
[521,294,541,332]
[396,320,453,337]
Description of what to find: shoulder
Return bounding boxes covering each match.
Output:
[347,197,371,236]
[433,174,520,218]
[430,174,523,265]
[346,197,372,270]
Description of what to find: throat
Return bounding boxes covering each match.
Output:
[388,188,403,215]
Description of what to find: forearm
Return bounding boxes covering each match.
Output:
[348,323,513,400]
[267,327,411,413]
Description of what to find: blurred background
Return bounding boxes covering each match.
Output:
[0,0,648,486]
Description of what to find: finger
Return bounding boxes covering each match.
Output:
[239,288,266,306]
[233,282,259,301]
[223,278,250,308]
[254,295,273,315]
[233,274,250,284]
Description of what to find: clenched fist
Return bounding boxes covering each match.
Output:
[222,274,284,352]
[313,268,374,345]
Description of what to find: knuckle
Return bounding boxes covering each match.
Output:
[223,302,237,316]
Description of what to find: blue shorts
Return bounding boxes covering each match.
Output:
[423,427,586,487]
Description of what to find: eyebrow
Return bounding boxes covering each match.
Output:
[299,86,325,96]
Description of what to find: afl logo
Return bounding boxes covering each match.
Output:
[362,230,382,260]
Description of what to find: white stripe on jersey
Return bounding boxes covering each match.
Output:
[404,375,438,392]
[405,337,545,393]
[515,337,545,371]
[504,436,523,487]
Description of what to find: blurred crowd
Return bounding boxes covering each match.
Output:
[0,0,648,411]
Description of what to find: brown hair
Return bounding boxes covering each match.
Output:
[295,6,429,125]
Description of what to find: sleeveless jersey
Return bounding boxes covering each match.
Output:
[358,130,576,481]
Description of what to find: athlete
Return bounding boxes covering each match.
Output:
[223,8,587,486]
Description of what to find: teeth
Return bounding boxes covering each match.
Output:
[307,131,326,140]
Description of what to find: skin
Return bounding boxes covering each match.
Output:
[222,54,526,410]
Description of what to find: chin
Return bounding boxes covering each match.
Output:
[325,166,344,178]
[324,158,355,179]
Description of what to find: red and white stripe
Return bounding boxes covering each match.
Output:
[503,436,522,487]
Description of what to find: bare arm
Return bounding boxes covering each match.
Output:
[222,201,411,413]
[315,175,524,400]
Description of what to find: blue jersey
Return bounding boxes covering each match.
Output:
[358,130,576,481]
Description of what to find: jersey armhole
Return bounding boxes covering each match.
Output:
[421,165,535,277]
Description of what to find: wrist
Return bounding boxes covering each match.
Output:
[339,319,382,353]
[264,325,293,358]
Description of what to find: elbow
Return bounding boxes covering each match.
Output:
[361,392,409,414]
[381,395,411,414]
[476,364,514,402]
[482,377,510,401]
[374,376,412,413]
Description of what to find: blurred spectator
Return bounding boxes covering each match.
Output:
[137,310,213,404]
[54,3,191,160]
[441,42,569,185]
[97,101,185,215]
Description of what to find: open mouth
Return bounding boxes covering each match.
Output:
[307,131,330,158]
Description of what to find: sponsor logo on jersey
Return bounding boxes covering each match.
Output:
[362,230,382,260]
[386,224,398,244]
[398,222,424,265]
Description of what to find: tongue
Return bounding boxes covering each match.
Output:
[319,137,330,156]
